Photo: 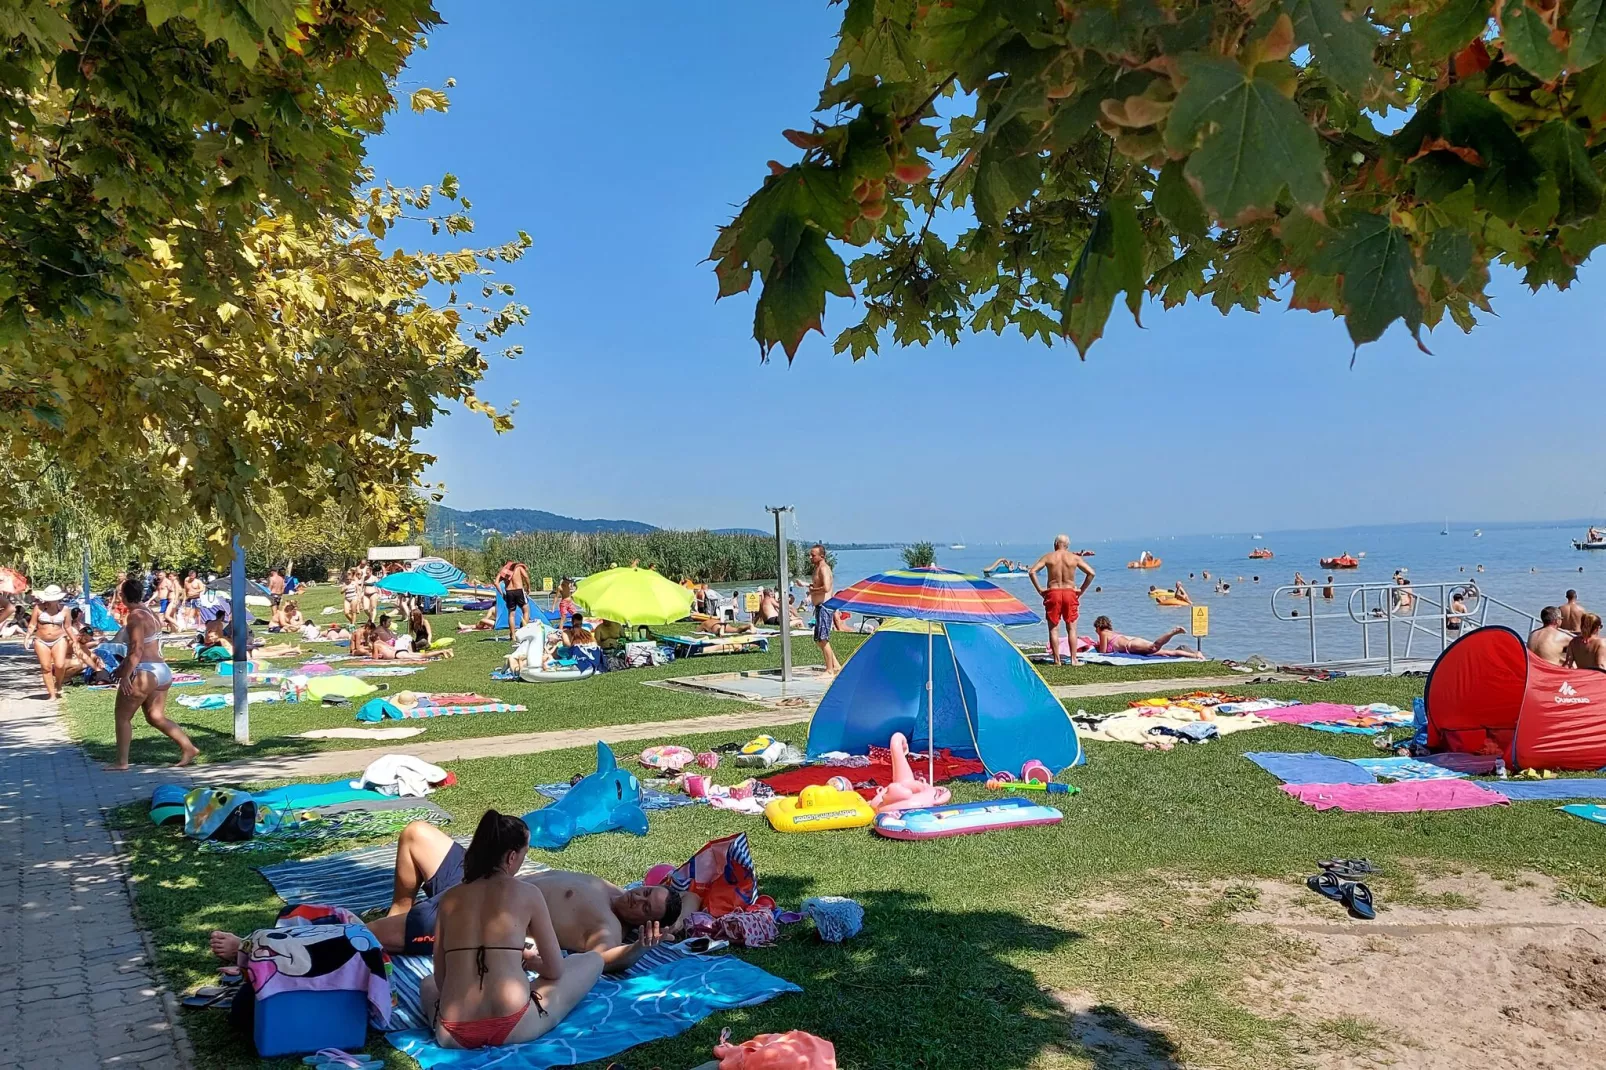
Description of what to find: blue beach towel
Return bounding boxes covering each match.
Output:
[1561,803,1606,826]
[259,840,546,915]
[1243,752,1378,785]
[1347,757,1467,782]
[534,781,697,812]
[1487,779,1606,801]
[385,947,800,1069]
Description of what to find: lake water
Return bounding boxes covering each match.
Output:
[805,521,1605,665]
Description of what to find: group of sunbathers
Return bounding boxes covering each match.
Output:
[211,818,691,1050]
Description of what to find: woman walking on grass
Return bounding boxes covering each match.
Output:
[108,577,197,770]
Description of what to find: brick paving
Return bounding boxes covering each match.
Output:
[0,652,189,1069]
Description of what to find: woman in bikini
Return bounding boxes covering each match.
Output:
[109,577,198,769]
[342,568,363,626]
[25,585,72,698]
[418,811,604,1050]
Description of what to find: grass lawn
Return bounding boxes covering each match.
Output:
[60,582,1230,766]
[112,672,1606,1070]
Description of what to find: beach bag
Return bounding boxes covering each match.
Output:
[183,787,256,842]
[356,698,403,722]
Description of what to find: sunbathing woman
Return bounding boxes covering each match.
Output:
[109,577,198,769]
[417,811,605,1050]
[372,615,453,661]
[1092,615,1205,659]
[459,606,499,633]
[408,606,434,651]
[25,584,72,699]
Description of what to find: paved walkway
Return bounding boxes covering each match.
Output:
[0,654,190,1068]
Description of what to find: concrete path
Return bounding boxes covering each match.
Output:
[137,674,1285,792]
[0,654,190,1069]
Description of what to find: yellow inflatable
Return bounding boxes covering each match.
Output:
[764,784,875,833]
[1127,556,1162,569]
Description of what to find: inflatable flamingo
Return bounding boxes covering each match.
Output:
[871,732,951,814]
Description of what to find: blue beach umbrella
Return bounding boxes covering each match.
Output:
[375,572,448,598]
[412,557,468,586]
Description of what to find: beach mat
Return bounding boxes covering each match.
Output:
[1032,650,1182,666]
[1487,779,1606,801]
[1243,752,1377,785]
[1346,757,1468,782]
[259,838,546,915]
[385,946,800,1069]
[1281,780,1509,813]
[1560,803,1606,827]
[534,781,696,811]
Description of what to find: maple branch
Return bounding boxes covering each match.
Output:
[899,73,957,131]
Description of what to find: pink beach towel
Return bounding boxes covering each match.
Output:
[1258,703,1365,725]
[1281,780,1509,813]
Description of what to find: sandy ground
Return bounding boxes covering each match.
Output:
[1238,870,1606,1069]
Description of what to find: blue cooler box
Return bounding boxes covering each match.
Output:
[254,988,368,1057]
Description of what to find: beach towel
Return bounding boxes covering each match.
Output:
[761,750,985,800]
[1347,757,1468,782]
[388,702,526,719]
[1422,753,1501,774]
[1280,780,1509,813]
[535,781,697,812]
[1258,703,1372,725]
[1486,779,1606,801]
[1243,752,1377,785]
[1071,651,1184,665]
[259,840,547,914]
[350,665,428,678]
[384,946,800,1070]
[1560,803,1606,827]
[1075,711,1271,746]
[178,690,279,710]
[298,726,426,740]
[199,805,450,854]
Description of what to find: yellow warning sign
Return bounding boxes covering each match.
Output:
[1191,605,1209,637]
[745,592,761,612]
[540,577,553,592]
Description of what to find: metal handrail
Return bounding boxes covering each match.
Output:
[1270,579,1538,673]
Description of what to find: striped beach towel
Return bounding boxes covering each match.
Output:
[259,839,548,914]
[396,702,527,719]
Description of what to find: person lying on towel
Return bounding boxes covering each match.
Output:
[1092,615,1206,659]
[210,821,682,979]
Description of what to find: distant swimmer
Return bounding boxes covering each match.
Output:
[1201,570,1211,580]
[1476,564,1484,572]
[1092,616,1205,659]
[982,558,1022,575]
[1215,580,1230,594]
[1393,575,1415,614]
[1568,613,1605,669]
[1529,607,1568,665]
[1322,576,1335,600]
[1560,590,1587,633]
[1291,572,1308,597]
[1027,535,1095,667]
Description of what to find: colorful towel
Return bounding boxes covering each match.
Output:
[350,665,428,678]
[1281,780,1509,813]
[1487,779,1606,801]
[1422,753,1501,774]
[200,805,449,854]
[535,781,696,811]
[1348,757,1468,782]
[1560,803,1606,827]
[384,946,800,1070]
[1243,752,1377,785]
[1258,703,1373,725]
[259,840,547,914]
[668,833,768,918]
[386,702,527,720]
[761,750,986,800]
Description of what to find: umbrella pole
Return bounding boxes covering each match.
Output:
[927,625,935,785]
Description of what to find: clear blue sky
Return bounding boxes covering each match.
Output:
[366,1,1598,544]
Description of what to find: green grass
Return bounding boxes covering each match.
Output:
[59,584,1235,766]
[113,673,1606,1070]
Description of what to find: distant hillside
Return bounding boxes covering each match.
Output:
[425,505,657,546]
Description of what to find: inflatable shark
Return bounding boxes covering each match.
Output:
[524,741,649,849]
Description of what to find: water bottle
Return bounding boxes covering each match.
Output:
[1495,758,1508,779]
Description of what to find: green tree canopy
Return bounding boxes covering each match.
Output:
[715,0,1606,359]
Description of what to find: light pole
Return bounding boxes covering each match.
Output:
[231,535,249,744]
[766,506,794,683]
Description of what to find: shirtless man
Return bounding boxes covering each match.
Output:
[1528,606,1569,665]
[1028,535,1095,666]
[266,568,285,606]
[1091,615,1205,659]
[1568,613,1605,669]
[496,560,532,641]
[795,545,840,674]
[1559,589,1586,633]
[346,823,679,972]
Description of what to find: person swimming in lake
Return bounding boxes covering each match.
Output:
[1092,615,1205,659]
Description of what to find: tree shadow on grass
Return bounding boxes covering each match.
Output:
[613,875,1184,1070]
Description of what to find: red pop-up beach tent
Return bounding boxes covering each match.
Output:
[1424,626,1606,770]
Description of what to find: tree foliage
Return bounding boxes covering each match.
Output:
[715,0,1606,360]
[902,541,937,567]
[0,2,524,558]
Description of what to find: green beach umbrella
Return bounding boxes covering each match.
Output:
[572,567,694,625]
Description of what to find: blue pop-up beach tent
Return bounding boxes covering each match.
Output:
[806,618,1082,775]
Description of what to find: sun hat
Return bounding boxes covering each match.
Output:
[35,584,66,602]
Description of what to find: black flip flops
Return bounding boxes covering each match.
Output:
[1317,858,1377,879]
[1306,870,1376,919]
[1306,872,1346,902]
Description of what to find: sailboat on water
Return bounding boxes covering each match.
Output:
[1440,518,1449,535]
[949,538,966,550]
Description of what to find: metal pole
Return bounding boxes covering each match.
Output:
[231,535,250,744]
[81,541,91,603]
[767,506,793,683]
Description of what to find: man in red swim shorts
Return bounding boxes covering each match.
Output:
[1027,534,1096,667]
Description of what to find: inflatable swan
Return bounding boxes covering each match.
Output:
[871,732,951,814]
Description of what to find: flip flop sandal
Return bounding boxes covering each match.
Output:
[1324,861,1377,879]
[1318,858,1377,876]
[1342,881,1377,920]
[1306,872,1346,903]
[181,986,235,1010]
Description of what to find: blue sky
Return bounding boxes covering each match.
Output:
[366,2,1597,544]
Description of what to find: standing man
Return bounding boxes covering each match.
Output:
[266,568,285,607]
[1027,535,1096,666]
[1559,589,1587,633]
[496,559,532,641]
[1529,606,1570,665]
[795,544,841,674]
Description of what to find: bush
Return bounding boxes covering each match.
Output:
[901,542,935,569]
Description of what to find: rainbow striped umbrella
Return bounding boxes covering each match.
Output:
[824,566,1037,784]
[823,566,1038,625]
